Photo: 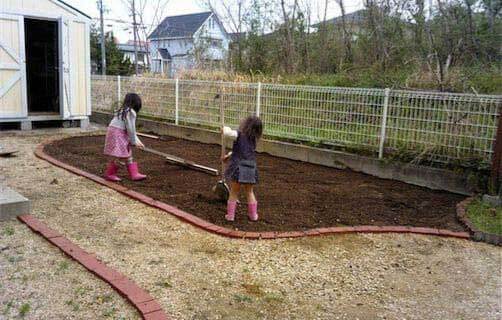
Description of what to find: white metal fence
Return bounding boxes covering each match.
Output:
[91,75,502,167]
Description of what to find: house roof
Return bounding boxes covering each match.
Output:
[158,48,171,60]
[149,11,212,39]
[56,0,92,19]
[312,9,367,28]
[117,44,148,53]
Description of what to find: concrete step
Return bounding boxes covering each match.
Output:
[0,185,31,221]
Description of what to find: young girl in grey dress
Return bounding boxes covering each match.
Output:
[221,116,263,221]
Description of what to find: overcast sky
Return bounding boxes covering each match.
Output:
[66,0,364,43]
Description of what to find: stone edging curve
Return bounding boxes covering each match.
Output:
[17,215,170,320]
[35,139,470,241]
[456,197,502,246]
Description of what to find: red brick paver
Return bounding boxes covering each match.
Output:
[18,214,171,320]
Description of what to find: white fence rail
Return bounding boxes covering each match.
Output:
[91,75,502,167]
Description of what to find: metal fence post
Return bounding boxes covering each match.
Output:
[256,82,262,117]
[175,78,179,125]
[490,113,502,195]
[117,75,121,107]
[378,88,390,159]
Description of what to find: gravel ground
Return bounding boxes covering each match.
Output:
[1,127,501,320]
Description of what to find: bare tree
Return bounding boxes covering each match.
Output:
[280,0,299,73]
[298,0,313,72]
[122,0,170,71]
[203,0,249,70]
[318,0,330,72]
[335,0,353,65]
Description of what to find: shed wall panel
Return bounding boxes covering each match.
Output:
[0,15,24,117]
[69,21,87,116]
[2,0,78,18]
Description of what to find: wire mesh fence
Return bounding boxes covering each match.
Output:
[91,75,502,168]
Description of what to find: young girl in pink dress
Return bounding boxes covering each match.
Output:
[103,93,147,181]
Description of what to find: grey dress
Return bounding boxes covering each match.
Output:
[224,131,258,184]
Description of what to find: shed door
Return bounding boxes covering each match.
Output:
[0,14,27,118]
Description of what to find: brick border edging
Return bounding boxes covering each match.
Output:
[456,197,502,246]
[35,139,470,241]
[17,214,170,320]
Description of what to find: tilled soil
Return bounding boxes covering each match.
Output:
[44,135,466,232]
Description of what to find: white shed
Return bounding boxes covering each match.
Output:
[0,0,91,129]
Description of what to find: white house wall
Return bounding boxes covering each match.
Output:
[194,15,229,60]
[150,39,194,57]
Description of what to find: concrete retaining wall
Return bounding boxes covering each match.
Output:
[91,111,472,195]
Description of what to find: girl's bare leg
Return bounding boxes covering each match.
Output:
[226,181,241,221]
[229,181,241,201]
[243,184,256,203]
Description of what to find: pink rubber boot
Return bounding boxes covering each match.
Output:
[104,162,121,182]
[225,200,238,221]
[248,202,258,221]
[127,162,147,181]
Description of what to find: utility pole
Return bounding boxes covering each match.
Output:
[132,0,139,75]
[99,0,106,75]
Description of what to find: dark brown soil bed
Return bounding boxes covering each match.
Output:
[44,135,466,232]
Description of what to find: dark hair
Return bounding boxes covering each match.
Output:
[117,93,142,120]
[239,115,263,142]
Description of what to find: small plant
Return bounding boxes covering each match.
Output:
[18,303,30,317]
[102,307,117,317]
[65,300,80,311]
[233,294,253,303]
[96,294,113,304]
[241,283,264,297]
[264,292,284,304]
[75,286,88,297]
[57,261,70,272]
[7,255,22,263]
[3,226,14,236]
[3,301,13,315]
[156,280,172,288]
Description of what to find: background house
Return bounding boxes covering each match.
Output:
[0,0,91,129]
[117,40,149,72]
[312,9,367,40]
[148,11,230,77]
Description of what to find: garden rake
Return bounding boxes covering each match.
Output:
[212,92,230,202]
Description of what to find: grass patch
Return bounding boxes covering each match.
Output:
[3,301,13,316]
[18,303,30,318]
[57,261,70,272]
[241,283,265,297]
[3,226,14,236]
[263,292,284,304]
[467,199,502,235]
[155,280,173,288]
[95,294,113,304]
[102,307,117,317]
[65,299,80,312]
[233,294,253,303]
